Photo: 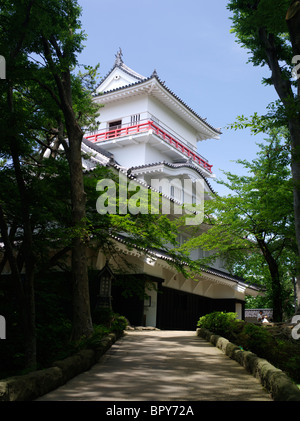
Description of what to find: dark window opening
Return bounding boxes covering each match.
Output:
[108,120,122,138]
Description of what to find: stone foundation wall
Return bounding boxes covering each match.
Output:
[0,332,122,401]
[197,327,300,401]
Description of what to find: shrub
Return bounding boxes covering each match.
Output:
[197,311,240,338]
[36,317,75,366]
[111,314,128,333]
[80,325,110,351]
[92,308,128,332]
[0,272,128,380]
[198,311,300,384]
[92,307,114,326]
[238,323,276,361]
[76,313,127,352]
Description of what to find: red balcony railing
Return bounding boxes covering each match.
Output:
[84,121,213,173]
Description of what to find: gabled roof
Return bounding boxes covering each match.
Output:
[96,48,146,94]
[95,50,221,139]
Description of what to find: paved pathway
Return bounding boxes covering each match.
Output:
[37,330,272,401]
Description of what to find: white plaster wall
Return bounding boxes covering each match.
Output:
[97,68,142,93]
[92,92,212,171]
[147,96,198,149]
[112,143,146,168]
[209,283,237,299]
[144,287,157,327]
[97,95,148,131]
[97,94,200,152]
[144,143,171,164]
[235,303,243,319]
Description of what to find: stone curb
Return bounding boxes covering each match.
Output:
[197,327,300,401]
[0,331,123,401]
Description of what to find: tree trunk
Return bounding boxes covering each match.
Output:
[257,237,283,321]
[67,128,94,341]
[271,274,283,322]
[258,24,300,317]
[295,275,300,314]
[41,37,94,342]
[269,265,283,322]
[288,118,300,287]
[286,6,300,314]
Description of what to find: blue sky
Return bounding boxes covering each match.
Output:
[77,0,279,195]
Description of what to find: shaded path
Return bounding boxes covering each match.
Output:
[37,330,272,401]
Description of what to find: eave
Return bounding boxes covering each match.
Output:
[129,161,216,195]
[109,233,262,296]
[93,75,221,141]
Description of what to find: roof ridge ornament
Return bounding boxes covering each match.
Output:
[115,48,123,66]
[151,69,158,78]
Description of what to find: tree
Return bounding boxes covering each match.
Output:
[227,0,300,312]
[0,2,201,370]
[0,0,42,369]
[0,3,102,369]
[0,0,101,342]
[31,0,99,341]
[180,134,296,321]
[83,164,200,277]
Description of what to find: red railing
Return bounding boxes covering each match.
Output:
[84,121,213,173]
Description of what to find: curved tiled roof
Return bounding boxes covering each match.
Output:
[129,160,216,194]
[82,137,114,160]
[110,233,261,292]
[81,142,194,208]
[95,56,221,137]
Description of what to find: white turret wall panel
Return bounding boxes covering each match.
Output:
[111,143,146,168]
[147,96,198,150]
[97,96,148,131]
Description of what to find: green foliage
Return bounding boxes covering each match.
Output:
[197,312,241,337]
[77,324,110,351]
[238,323,276,356]
[91,304,128,332]
[182,134,296,321]
[110,315,128,333]
[36,318,75,366]
[0,273,128,379]
[239,324,300,382]
[198,311,300,383]
[227,0,292,69]
[226,2,300,319]
[83,164,201,281]
[71,314,127,352]
[226,1,300,311]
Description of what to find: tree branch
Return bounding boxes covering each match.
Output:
[258,28,294,105]
[32,78,62,108]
